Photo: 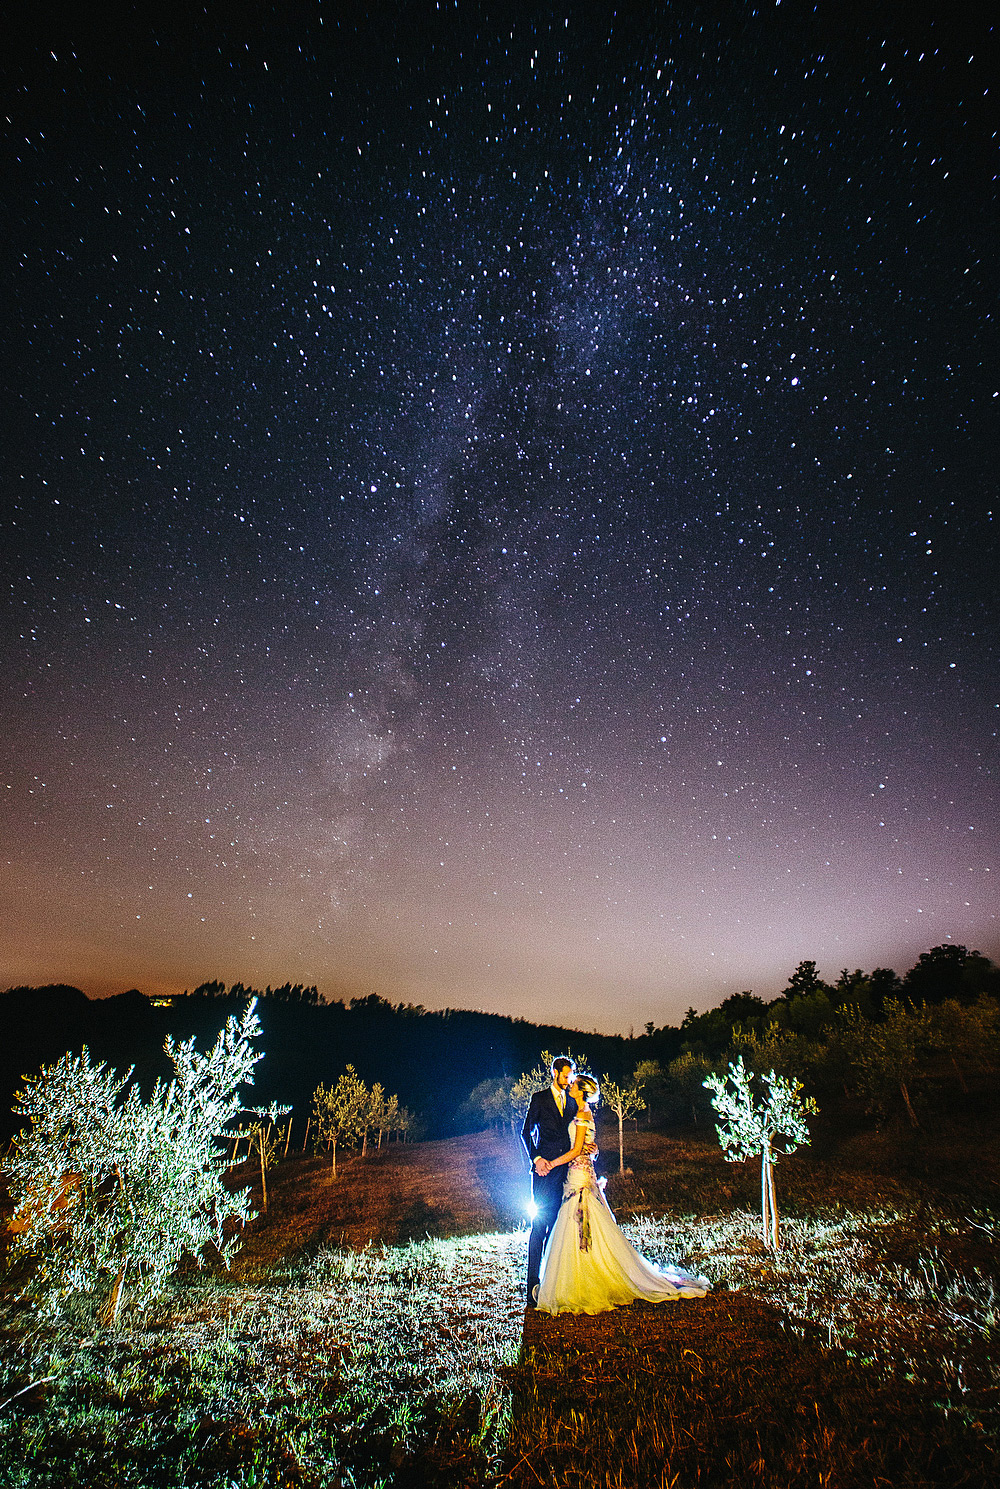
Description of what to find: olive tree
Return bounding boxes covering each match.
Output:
[244,1100,292,1213]
[703,1056,818,1250]
[666,1050,715,1125]
[459,1076,518,1133]
[311,1065,368,1176]
[836,999,924,1127]
[599,1072,648,1174]
[4,1000,263,1325]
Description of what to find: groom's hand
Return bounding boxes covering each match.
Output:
[534,1157,551,1176]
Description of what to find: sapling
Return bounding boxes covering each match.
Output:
[703,1056,818,1250]
[599,1074,647,1174]
[4,1000,263,1325]
[245,1101,292,1212]
[312,1065,367,1176]
[377,1091,400,1148]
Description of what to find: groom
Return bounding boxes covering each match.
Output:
[521,1055,581,1308]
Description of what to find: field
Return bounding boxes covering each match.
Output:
[1,1116,998,1487]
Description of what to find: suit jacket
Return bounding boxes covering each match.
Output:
[521,1087,579,1166]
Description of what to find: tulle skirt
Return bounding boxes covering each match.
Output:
[536,1160,709,1316]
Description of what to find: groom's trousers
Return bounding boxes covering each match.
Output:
[527,1165,565,1299]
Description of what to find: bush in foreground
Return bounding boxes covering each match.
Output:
[4,1001,262,1325]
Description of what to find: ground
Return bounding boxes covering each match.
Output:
[233,1130,529,1269]
[2,1121,998,1486]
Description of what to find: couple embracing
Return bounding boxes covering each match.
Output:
[520,1056,709,1314]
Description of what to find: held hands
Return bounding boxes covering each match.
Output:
[535,1143,595,1177]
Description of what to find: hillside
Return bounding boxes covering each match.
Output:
[0,984,645,1144]
[236,1102,1000,1277]
[233,1131,529,1270]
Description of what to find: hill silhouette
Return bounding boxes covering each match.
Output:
[0,982,643,1143]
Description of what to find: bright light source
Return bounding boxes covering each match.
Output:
[526,1201,538,1220]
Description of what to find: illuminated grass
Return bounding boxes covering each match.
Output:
[504,1207,998,1487]
[0,1233,526,1488]
[625,1207,999,1436]
[2,1127,998,1486]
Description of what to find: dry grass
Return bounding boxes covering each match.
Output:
[506,1287,995,1488]
[1,1126,998,1486]
[229,1133,527,1272]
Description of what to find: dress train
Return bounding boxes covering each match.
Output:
[536,1120,709,1316]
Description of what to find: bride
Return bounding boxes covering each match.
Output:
[535,1074,710,1315]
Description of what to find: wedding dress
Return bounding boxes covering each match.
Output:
[536,1114,710,1315]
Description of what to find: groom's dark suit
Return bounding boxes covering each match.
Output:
[521,1085,579,1303]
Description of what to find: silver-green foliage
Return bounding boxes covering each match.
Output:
[4,1000,263,1324]
[704,1055,817,1164]
[704,1055,818,1248]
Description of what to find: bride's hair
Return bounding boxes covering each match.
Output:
[574,1073,599,1104]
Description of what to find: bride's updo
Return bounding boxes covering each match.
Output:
[575,1073,599,1105]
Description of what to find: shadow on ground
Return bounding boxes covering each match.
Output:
[502,1293,995,1488]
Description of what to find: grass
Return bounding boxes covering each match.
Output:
[506,1285,995,1488]
[1,1121,999,1486]
[0,1232,526,1488]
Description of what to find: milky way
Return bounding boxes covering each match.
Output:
[2,2,996,1031]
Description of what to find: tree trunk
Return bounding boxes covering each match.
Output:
[259,1130,268,1212]
[767,1156,779,1250]
[283,1119,293,1158]
[104,1257,128,1328]
[950,1054,969,1094]
[302,1116,311,1153]
[331,1135,338,1177]
[617,1110,625,1173]
[761,1148,779,1250]
[900,1080,920,1128]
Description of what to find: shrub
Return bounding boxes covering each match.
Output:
[4,1000,263,1325]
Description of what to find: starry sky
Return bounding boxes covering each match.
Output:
[2,1,997,1033]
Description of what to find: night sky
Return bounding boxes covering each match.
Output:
[2,2,997,1033]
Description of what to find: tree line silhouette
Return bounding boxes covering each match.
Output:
[0,981,632,1143]
[2,943,997,1144]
